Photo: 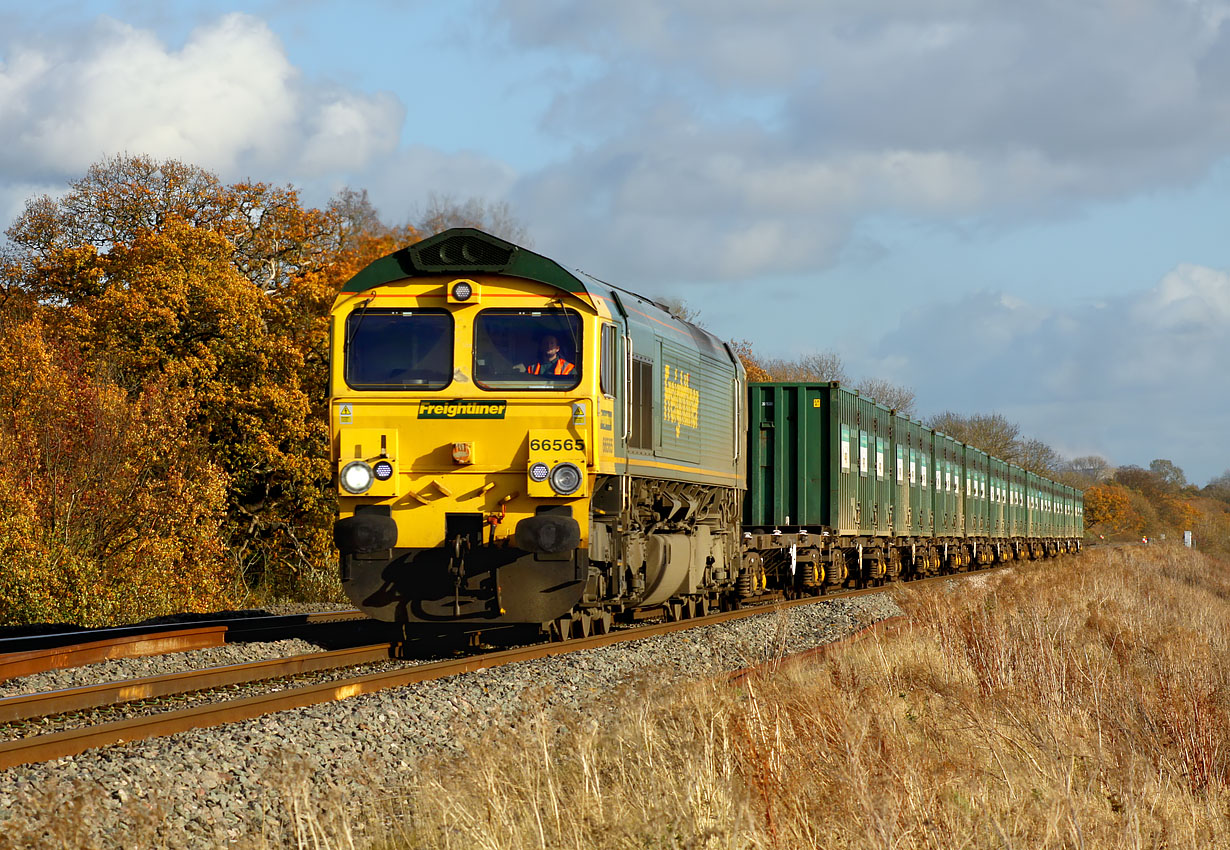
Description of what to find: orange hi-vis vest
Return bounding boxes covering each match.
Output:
[528,358,575,376]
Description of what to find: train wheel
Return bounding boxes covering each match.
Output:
[549,616,572,642]
[591,611,613,635]
[886,550,903,581]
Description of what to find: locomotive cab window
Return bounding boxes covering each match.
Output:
[600,324,617,397]
[473,308,583,391]
[344,308,453,390]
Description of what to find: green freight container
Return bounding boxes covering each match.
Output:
[933,431,964,537]
[1026,472,1043,537]
[989,455,1009,539]
[1061,485,1074,539]
[965,446,990,537]
[894,416,930,537]
[1008,465,1027,538]
[1046,480,1057,538]
[745,382,894,537]
[916,424,935,537]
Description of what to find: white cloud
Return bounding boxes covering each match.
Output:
[859,265,1230,482]
[0,14,403,185]
[500,0,1230,279]
[1134,263,1230,330]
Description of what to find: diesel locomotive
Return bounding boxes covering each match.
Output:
[329,228,1082,639]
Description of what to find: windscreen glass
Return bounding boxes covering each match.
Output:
[344,308,453,390]
[473,309,583,391]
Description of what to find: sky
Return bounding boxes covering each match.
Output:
[2,0,1229,484]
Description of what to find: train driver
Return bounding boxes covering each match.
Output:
[517,333,576,377]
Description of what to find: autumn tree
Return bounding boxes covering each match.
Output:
[1148,458,1187,491]
[855,378,916,417]
[417,193,529,244]
[1114,465,1164,498]
[1204,470,1230,503]
[1066,455,1112,486]
[729,339,772,382]
[656,295,706,326]
[0,319,231,625]
[762,351,848,382]
[2,155,416,609]
[929,412,1022,461]
[1082,483,1142,534]
[1018,437,1065,475]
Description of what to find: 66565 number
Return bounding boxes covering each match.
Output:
[529,437,585,452]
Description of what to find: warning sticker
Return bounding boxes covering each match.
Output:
[337,403,353,425]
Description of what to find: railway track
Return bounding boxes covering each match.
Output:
[0,609,370,681]
[0,566,1013,771]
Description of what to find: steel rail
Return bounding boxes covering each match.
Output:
[0,643,398,725]
[0,610,368,683]
[0,627,228,684]
[0,566,1020,771]
[0,609,364,655]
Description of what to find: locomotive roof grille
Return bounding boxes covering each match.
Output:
[340,227,591,296]
[411,233,514,270]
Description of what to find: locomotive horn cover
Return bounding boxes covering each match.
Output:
[514,515,581,554]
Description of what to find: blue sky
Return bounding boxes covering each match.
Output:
[2,0,1229,484]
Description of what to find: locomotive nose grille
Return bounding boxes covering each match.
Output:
[413,234,513,270]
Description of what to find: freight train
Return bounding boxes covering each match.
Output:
[329,228,1083,639]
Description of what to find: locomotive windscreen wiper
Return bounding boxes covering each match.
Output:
[342,298,372,355]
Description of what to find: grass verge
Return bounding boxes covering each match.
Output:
[369,544,1230,849]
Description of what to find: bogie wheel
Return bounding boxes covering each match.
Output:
[550,616,571,642]
[575,611,592,639]
[590,610,614,636]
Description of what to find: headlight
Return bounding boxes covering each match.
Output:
[340,461,375,494]
[451,280,473,301]
[373,460,394,481]
[529,462,550,483]
[548,462,582,496]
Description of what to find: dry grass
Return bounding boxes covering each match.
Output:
[365,544,1230,850]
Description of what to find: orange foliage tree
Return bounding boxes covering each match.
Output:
[729,339,772,382]
[1083,482,1144,535]
[0,320,231,624]
[1,155,418,621]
